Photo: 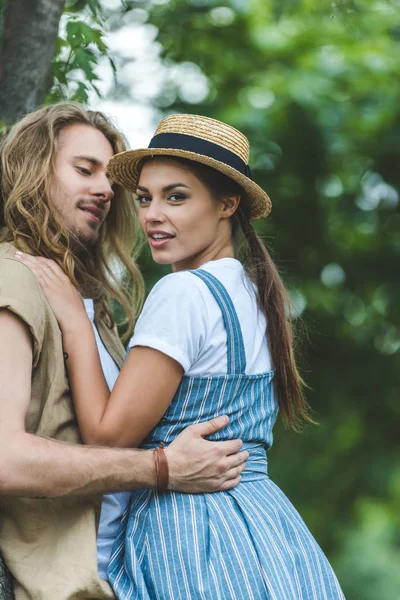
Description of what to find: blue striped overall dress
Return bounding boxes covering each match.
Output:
[108,269,345,600]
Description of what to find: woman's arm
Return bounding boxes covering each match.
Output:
[15,252,184,447]
[64,320,183,447]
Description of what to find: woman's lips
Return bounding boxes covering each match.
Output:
[148,234,174,248]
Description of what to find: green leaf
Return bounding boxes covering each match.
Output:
[53,61,69,85]
[70,48,98,80]
[66,20,106,50]
[72,80,90,103]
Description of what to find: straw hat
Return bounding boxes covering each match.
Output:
[107,114,272,219]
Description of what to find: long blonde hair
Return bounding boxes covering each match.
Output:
[0,102,144,337]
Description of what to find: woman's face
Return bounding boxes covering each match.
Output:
[136,157,235,272]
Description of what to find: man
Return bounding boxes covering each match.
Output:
[0,102,247,600]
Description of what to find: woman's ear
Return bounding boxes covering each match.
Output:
[219,195,241,218]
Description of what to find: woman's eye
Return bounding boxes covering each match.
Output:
[169,193,186,202]
[136,195,151,205]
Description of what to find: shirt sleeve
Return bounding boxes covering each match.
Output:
[128,272,209,373]
[0,258,47,367]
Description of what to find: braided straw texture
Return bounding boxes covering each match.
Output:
[155,114,250,164]
[108,114,272,219]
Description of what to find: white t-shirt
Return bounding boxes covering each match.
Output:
[83,299,120,389]
[129,258,272,375]
[83,299,131,582]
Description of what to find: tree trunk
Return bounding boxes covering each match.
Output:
[0,0,66,124]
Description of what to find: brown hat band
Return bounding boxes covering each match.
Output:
[148,132,253,180]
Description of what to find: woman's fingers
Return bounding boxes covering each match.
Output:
[15,252,57,272]
[14,252,46,281]
[13,251,85,331]
[14,252,62,287]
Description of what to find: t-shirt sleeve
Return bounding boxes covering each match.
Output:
[0,258,47,367]
[128,272,209,373]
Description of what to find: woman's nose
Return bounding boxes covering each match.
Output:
[144,200,165,222]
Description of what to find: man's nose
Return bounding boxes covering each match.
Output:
[91,175,114,202]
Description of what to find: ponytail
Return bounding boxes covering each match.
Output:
[235,208,312,430]
[166,156,312,430]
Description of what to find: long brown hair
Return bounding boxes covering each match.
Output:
[165,157,312,430]
[0,102,144,337]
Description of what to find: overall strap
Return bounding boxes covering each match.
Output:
[189,269,247,374]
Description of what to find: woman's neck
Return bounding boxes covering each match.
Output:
[172,242,235,273]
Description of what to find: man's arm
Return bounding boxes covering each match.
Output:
[0,310,247,498]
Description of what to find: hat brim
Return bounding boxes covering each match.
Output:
[108,148,271,220]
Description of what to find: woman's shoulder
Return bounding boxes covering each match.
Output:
[139,271,210,325]
[145,259,249,310]
[198,258,247,284]
[148,269,211,302]
[153,269,200,288]
[199,259,256,298]
[131,271,212,372]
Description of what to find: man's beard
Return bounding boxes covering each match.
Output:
[67,224,97,258]
[63,225,104,298]
[71,224,99,250]
[52,189,104,253]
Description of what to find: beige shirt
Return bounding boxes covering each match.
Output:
[0,242,126,600]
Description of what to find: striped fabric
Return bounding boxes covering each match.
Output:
[108,270,345,599]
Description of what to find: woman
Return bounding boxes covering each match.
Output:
[16,114,345,599]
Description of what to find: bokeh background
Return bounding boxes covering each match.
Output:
[1,1,399,598]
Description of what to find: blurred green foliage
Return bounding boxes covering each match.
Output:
[1,0,398,596]
[47,0,115,104]
[112,1,399,597]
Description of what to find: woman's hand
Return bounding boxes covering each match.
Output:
[14,252,88,333]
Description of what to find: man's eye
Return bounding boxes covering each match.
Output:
[77,166,91,176]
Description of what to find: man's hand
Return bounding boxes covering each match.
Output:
[166,416,248,493]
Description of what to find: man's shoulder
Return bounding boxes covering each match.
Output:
[0,244,52,365]
[0,240,14,260]
[0,243,46,307]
